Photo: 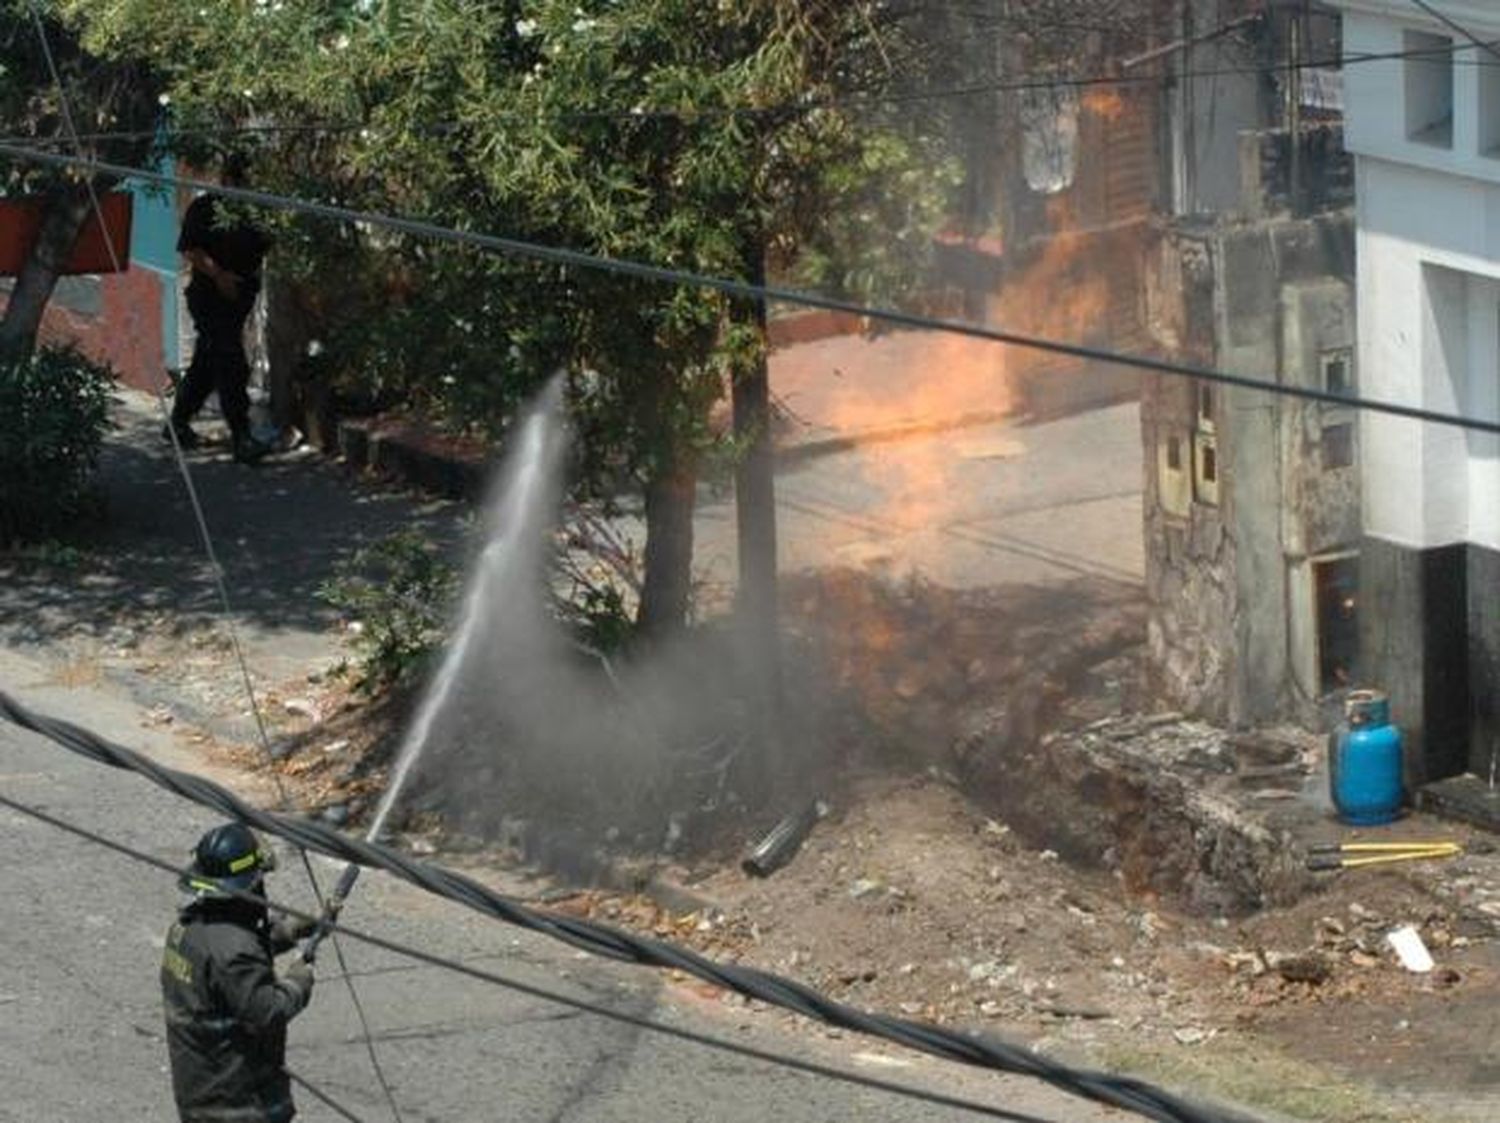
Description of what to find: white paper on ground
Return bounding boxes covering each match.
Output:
[1387,924,1435,973]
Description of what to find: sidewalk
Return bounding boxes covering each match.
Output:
[0,390,466,740]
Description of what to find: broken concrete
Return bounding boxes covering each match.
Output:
[965,714,1321,915]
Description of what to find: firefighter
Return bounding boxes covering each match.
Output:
[161,822,317,1123]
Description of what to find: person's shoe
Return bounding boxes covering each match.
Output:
[232,434,272,465]
[162,420,200,450]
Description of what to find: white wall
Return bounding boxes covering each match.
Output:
[1342,4,1500,184]
[1356,158,1500,551]
[1342,3,1500,553]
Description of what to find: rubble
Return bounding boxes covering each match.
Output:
[969,713,1321,914]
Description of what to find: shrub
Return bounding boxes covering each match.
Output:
[319,530,457,692]
[0,345,115,545]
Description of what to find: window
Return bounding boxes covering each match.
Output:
[1166,435,1182,471]
[1320,348,1353,397]
[1405,30,1454,148]
[1196,382,1215,432]
[1322,423,1354,470]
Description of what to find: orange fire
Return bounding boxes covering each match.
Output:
[1082,87,1127,123]
[773,329,1014,535]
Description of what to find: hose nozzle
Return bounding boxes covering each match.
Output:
[301,861,363,963]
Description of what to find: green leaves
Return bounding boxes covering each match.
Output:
[0,344,115,544]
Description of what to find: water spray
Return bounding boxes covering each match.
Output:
[303,378,568,962]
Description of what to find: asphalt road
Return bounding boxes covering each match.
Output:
[0,647,1123,1123]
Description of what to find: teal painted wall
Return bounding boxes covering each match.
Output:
[126,153,180,367]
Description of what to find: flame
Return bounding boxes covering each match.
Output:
[770,200,1115,540]
[1083,87,1127,122]
[791,330,1013,533]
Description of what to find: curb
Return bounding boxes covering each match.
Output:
[335,416,486,500]
[330,408,1021,502]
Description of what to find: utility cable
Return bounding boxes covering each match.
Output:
[1407,0,1500,64]
[0,690,1243,1123]
[21,8,406,1121]
[2,34,1493,153]
[286,1070,372,1123]
[2,138,1497,439]
[0,787,1242,1123]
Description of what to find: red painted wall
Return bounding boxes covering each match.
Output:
[2,266,165,393]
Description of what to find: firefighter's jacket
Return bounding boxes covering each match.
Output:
[161,898,310,1123]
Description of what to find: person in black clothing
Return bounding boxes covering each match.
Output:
[162,822,317,1123]
[167,159,273,464]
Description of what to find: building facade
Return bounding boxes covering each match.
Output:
[1338,0,1500,788]
[1142,2,1359,727]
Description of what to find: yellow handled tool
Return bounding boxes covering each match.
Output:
[1305,840,1461,871]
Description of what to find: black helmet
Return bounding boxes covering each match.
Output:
[182,822,277,898]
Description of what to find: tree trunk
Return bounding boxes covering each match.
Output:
[264,270,310,433]
[636,452,697,638]
[0,183,94,358]
[732,245,783,796]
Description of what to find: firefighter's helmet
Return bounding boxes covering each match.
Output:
[182,821,277,898]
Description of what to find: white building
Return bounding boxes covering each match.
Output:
[1338,0,1500,789]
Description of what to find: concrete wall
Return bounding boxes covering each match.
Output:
[1359,537,1470,788]
[1341,2,1500,188]
[1469,544,1500,782]
[1170,0,1267,217]
[1143,204,1356,727]
[1340,0,1500,782]
[1,267,166,392]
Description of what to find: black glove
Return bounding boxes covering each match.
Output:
[281,957,315,1005]
[269,913,320,952]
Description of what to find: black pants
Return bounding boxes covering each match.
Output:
[174,286,256,440]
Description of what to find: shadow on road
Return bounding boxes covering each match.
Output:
[0,394,468,649]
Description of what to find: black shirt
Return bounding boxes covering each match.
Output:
[178,194,270,308]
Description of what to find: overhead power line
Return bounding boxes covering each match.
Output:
[0,138,1496,438]
[283,1071,372,1123]
[0,688,1242,1123]
[1407,0,1500,65]
[0,788,1064,1123]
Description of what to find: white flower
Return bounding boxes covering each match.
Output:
[572,17,596,32]
[158,93,172,107]
[333,33,350,50]
[306,340,325,357]
[515,18,538,37]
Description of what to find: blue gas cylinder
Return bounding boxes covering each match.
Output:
[1329,689,1403,825]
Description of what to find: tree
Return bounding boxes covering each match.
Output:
[71,2,958,792]
[0,1,160,356]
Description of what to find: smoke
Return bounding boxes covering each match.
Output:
[392,378,758,850]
